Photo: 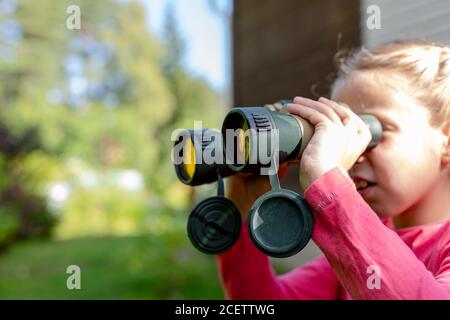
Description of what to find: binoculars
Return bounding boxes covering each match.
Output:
[173,100,382,258]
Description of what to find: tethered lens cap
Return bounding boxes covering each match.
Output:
[248,189,313,258]
[188,196,241,254]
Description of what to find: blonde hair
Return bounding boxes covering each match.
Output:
[333,40,450,128]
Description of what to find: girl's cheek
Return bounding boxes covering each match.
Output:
[371,140,406,186]
[376,134,409,162]
[370,140,396,167]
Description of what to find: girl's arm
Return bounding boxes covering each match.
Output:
[216,220,342,300]
[305,167,450,299]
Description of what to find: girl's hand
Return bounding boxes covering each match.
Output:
[287,96,372,192]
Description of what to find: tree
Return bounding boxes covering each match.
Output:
[0,0,227,242]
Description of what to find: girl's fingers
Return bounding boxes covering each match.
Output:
[324,98,371,145]
[287,103,331,126]
[289,97,370,145]
[317,97,353,125]
[293,97,342,124]
[318,97,367,135]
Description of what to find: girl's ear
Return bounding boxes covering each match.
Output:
[443,150,450,166]
[441,120,450,166]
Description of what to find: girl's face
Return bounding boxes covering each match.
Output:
[332,71,448,218]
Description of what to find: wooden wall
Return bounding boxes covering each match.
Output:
[361,0,450,47]
[233,0,361,106]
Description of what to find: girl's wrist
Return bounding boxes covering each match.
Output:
[301,164,349,191]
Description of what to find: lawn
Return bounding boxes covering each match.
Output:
[0,231,225,299]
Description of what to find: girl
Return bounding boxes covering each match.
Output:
[216,40,450,300]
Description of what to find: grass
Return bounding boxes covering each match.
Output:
[0,231,225,299]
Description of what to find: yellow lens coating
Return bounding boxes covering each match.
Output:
[237,121,249,162]
[182,138,196,179]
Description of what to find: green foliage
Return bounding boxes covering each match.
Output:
[0,233,224,299]
[0,206,19,246]
[0,125,57,246]
[0,0,228,298]
[57,186,150,238]
[1,0,225,199]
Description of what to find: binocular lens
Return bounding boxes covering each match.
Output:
[237,120,250,165]
[173,129,235,186]
[181,137,196,180]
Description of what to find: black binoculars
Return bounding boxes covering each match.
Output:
[173,100,382,258]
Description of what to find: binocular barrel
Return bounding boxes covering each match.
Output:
[222,103,382,173]
[173,101,382,185]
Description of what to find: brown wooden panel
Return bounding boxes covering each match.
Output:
[233,0,361,106]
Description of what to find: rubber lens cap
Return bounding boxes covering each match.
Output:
[188,196,241,254]
[248,189,313,258]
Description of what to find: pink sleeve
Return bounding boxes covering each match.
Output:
[215,218,341,300]
[304,167,450,300]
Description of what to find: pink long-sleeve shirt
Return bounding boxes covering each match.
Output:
[216,167,450,300]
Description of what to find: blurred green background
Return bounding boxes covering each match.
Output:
[0,0,233,299]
